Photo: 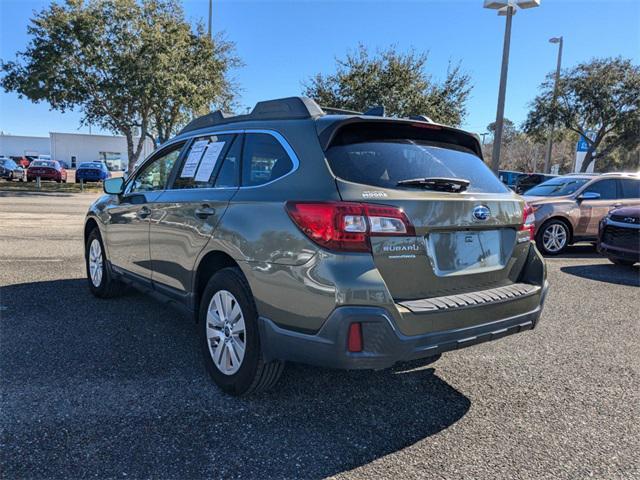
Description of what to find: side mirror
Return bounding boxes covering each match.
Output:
[577,191,601,201]
[103,177,125,195]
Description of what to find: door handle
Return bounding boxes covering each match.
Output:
[137,206,151,219]
[194,205,216,219]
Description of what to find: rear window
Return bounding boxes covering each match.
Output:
[620,178,640,199]
[79,162,102,169]
[524,177,589,197]
[326,139,508,194]
[30,161,55,168]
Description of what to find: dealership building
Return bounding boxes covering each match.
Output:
[0,132,154,170]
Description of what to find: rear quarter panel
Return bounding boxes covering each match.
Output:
[196,121,344,331]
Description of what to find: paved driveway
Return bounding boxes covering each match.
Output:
[1,192,638,479]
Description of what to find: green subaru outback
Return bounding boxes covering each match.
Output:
[85,97,548,395]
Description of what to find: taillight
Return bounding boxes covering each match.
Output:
[520,203,536,241]
[285,201,415,253]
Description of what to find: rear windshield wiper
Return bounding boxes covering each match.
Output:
[396,177,470,192]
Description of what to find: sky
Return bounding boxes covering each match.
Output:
[0,0,639,138]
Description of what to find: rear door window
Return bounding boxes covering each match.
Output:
[326,139,508,194]
[583,179,618,200]
[172,134,235,189]
[241,133,294,187]
[619,178,640,199]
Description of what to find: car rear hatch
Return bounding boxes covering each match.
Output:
[30,168,56,175]
[320,119,533,301]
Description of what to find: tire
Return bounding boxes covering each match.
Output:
[85,228,122,298]
[199,267,284,396]
[609,257,636,266]
[536,219,570,255]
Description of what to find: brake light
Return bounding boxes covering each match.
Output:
[411,123,442,130]
[285,201,415,253]
[520,203,536,241]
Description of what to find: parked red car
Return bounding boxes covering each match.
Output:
[598,206,640,266]
[11,155,38,168]
[26,160,67,183]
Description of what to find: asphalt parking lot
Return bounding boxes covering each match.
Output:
[0,191,638,479]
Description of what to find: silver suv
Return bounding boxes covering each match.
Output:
[85,97,548,395]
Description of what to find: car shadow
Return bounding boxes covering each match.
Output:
[549,243,601,259]
[1,278,470,479]
[560,263,639,287]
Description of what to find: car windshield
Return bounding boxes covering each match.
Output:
[79,162,102,169]
[30,161,55,168]
[326,140,508,194]
[524,177,590,197]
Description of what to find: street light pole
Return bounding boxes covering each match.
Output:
[490,4,514,173]
[208,0,212,38]
[484,0,540,173]
[543,36,563,174]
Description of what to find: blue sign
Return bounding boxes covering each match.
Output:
[576,131,596,152]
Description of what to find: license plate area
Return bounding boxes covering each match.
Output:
[426,229,513,276]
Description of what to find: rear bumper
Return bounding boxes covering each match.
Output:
[77,177,104,182]
[260,281,549,370]
[77,173,107,181]
[598,242,640,261]
[27,173,60,180]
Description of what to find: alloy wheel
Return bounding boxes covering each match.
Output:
[206,290,246,375]
[542,223,567,253]
[89,238,103,287]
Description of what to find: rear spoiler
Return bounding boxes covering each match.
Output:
[316,117,484,159]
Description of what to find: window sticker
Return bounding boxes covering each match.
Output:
[194,142,226,183]
[180,140,209,178]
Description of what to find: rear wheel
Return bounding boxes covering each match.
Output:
[85,228,122,298]
[199,267,284,396]
[536,219,570,255]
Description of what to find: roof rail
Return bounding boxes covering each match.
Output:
[179,96,325,135]
[321,106,362,115]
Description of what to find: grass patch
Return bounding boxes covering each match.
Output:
[0,180,103,193]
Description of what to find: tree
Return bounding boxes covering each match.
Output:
[524,57,640,172]
[1,0,240,170]
[487,118,517,144]
[302,44,472,127]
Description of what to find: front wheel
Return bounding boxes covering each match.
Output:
[85,228,122,298]
[609,257,636,266]
[199,267,284,396]
[536,219,570,255]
